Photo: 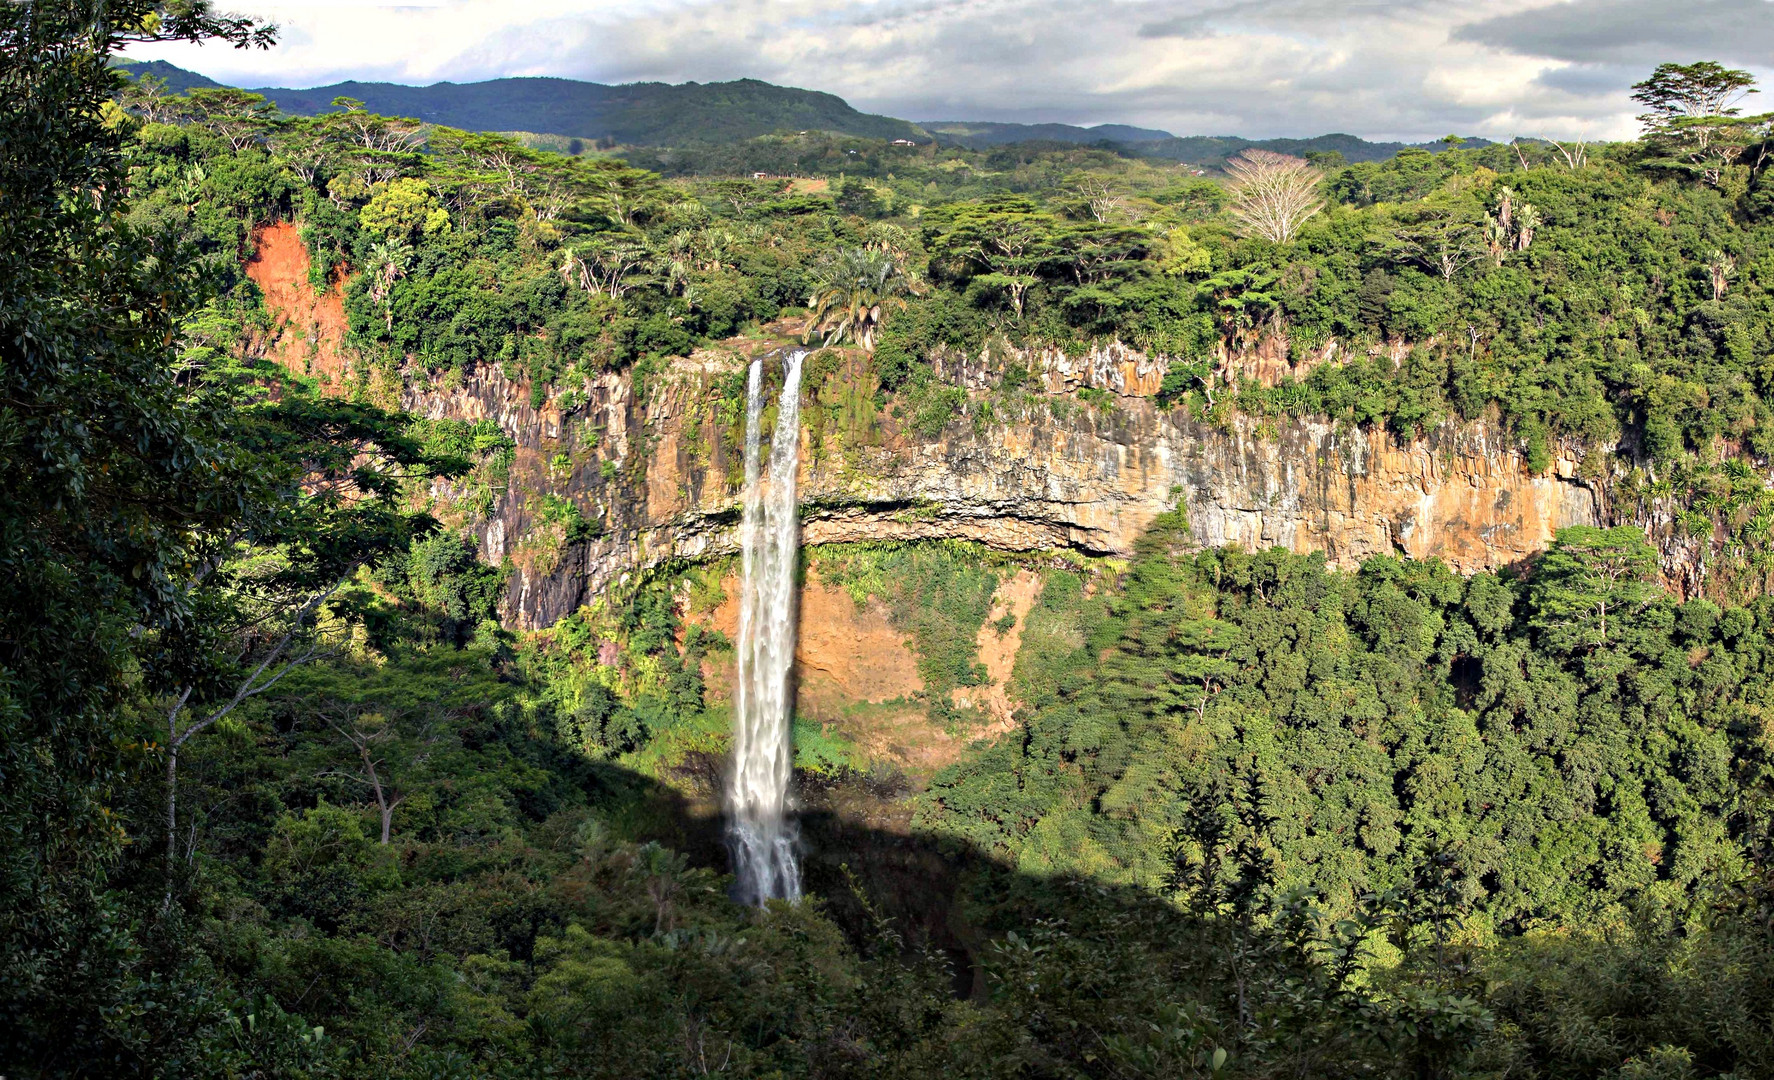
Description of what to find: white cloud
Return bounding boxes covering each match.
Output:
[125,0,1774,141]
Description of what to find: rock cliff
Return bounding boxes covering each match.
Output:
[246,224,1605,631]
[394,345,1602,630]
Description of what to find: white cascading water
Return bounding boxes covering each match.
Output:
[727,350,806,905]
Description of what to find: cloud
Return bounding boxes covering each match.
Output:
[124,0,1761,142]
[1531,63,1645,96]
[1137,14,1220,38]
[1453,0,1774,67]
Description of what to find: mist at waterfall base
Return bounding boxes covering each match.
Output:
[726,351,807,906]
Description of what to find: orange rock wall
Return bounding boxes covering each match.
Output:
[389,346,1603,629]
[240,223,1606,633]
[686,571,1044,771]
[243,222,353,391]
[691,577,925,715]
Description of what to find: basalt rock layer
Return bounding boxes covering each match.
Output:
[397,346,1602,630]
[244,225,1604,632]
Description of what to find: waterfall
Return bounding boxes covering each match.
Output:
[727,349,806,906]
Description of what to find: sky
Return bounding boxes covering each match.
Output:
[128,0,1774,142]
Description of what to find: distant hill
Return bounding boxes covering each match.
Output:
[1136,133,1498,168]
[923,120,1174,148]
[114,61,1494,165]
[242,76,923,147]
[114,58,221,95]
[891,120,1492,167]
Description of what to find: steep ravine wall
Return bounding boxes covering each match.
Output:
[244,224,1606,632]
[395,348,1603,630]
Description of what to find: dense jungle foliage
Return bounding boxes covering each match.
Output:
[8,3,1774,1077]
[112,41,1774,590]
[114,54,1774,482]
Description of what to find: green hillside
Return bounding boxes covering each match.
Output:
[244,75,924,146]
[924,119,1176,147]
[112,57,220,94]
[118,60,1486,165]
[867,120,1494,167]
[1136,132,1498,167]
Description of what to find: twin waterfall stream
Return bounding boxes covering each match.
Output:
[726,351,806,906]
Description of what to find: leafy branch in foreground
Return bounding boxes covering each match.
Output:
[0,0,275,1060]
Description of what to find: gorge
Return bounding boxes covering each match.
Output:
[24,40,1774,1073]
[245,223,1629,640]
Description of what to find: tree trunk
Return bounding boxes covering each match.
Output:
[361,742,393,844]
[164,742,179,909]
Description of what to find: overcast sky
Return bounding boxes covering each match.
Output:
[127,0,1774,142]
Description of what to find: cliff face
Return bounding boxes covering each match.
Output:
[245,223,354,388]
[245,225,1604,631]
[395,346,1601,630]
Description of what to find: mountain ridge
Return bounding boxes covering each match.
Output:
[115,59,1493,162]
[921,119,1176,147]
[242,74,924,147]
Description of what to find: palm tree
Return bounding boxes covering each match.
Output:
[1708,250,1737,301]
[634,842,687,933]
[365,239,412,329]
[804,246,917,352]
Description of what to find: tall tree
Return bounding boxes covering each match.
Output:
[1529,525,1662,652]
[1382,206,1488,281]
[1633,61,1759,123]
[1632,61,1770,186]
[115,70,181,123]
[1224,149,1323,244]
[929,197,1057,319]
[181,85,275,151]
[0,0,272,1063]
[318,704,440,846]
[314,96,425,189]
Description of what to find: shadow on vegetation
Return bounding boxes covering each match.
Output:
[603,737,1774,1080]
[616,751,981,984]
[616,748,1146,1000]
